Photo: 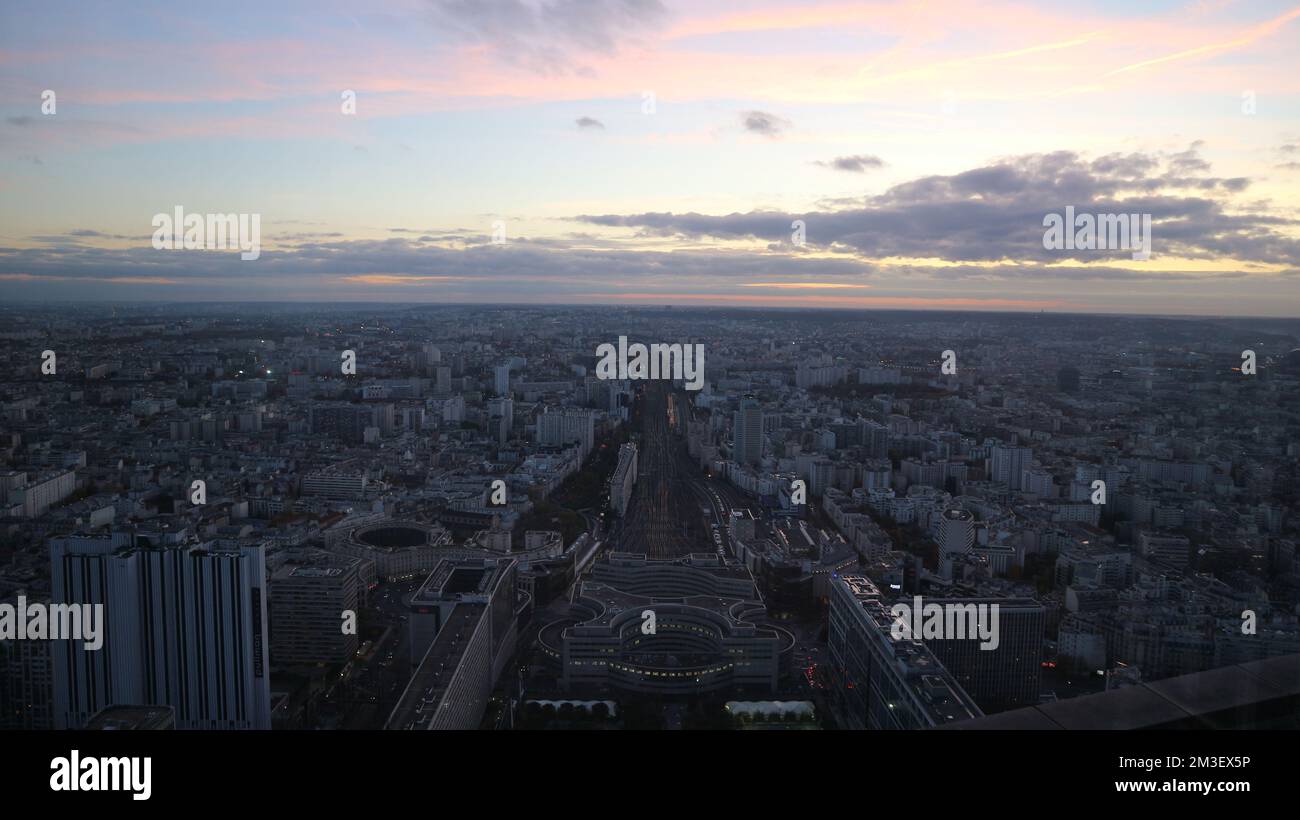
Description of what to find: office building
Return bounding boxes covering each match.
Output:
[388,558,518,730]
[827,574,981,729]
[269,553,364,667]
[989,445,1032,491]
[302,469,368,499]
[937,508,975,579]
[537,407,595,459]
[0,603,55,729]
[309,405,373,444]
[1137,531,1191,568]
[733,397,763,466]
[921,597,1045,712]
[49,532,271,730]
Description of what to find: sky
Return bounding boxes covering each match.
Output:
[1,0,1298,315]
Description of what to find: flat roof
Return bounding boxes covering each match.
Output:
[386,603,486,730]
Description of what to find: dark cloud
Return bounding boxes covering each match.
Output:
[6,116,34,126]
[0,237,876,287]
[576,116,605,129]
[739,110,790,138]
[575,144,1297,265]
[1168,141,1210,173]
[265,231,345,241]
[815,154,884,173]
[0,232,1277,292]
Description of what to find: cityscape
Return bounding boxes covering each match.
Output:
[1,4,1298,793]
[1,302,1298,733]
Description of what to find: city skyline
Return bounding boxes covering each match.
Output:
[2,3,1298,798]
[2,1,1299,315]
[5,301,1297,737]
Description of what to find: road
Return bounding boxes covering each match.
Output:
[334,577,421,729]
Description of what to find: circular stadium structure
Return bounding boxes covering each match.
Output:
[356,523,436,549]
[330,519,461,580]
[327,517,578,584]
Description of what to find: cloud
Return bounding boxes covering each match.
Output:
[3,225,1295,315]
[4,142,1296,313]
[1168,141,1210,173]
[739,110,790,138]
[426,0,667,76]
[68,229,123,238]
[6,116,35,126]
[576,116,605,129]
[29,229,152,244]
[815,154,885,173]
[1274,143,1300,170]
[0,237,873,284]
[0,229,1280,289]
[575,144,1297,265]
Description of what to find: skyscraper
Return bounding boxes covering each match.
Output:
[50,532,271,730]
[733,396,763,466]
